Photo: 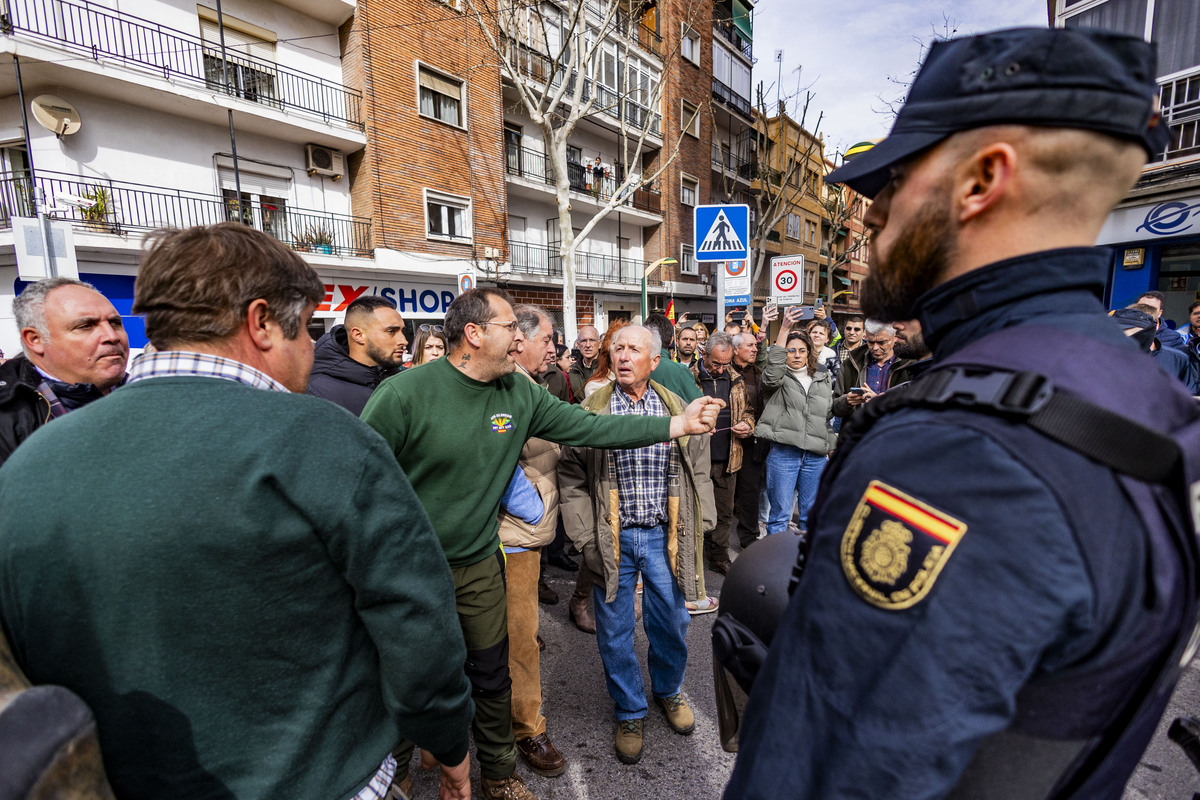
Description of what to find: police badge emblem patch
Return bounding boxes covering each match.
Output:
[841,480,967,610]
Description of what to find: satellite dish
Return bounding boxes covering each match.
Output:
[31,95,82,137]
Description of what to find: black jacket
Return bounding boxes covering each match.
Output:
[0,355,51,468]
[305,326,397,416]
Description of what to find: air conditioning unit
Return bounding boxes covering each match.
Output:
[305,144,344,179]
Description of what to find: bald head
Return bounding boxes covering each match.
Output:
[577,325,600,362]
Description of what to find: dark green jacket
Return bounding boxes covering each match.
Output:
[0,375,473,800]
[653,348,702,402]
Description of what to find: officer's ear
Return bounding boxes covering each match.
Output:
[956,141,1016,223]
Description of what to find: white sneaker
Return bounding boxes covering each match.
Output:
[686,595,719,615]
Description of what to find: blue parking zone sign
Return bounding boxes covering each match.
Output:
[694,204,749,262]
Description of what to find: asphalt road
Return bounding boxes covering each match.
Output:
[402,558,1200,800]
[402,561,737,800]
[1124,660,1200,800]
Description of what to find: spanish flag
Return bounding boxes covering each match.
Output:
[665,299,676,324]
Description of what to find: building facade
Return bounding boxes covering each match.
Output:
[0,0,378,349]
[1053,0,1200,325]
[1,0,763,352]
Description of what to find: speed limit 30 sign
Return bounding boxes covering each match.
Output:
[770,255,806,305]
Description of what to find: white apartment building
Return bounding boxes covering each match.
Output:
[0,0,393,352]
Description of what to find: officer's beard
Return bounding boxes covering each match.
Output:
[861,198,957,323]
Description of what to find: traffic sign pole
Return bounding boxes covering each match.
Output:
[717,262,725,329]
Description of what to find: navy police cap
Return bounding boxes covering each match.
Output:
[827,27,1167,198]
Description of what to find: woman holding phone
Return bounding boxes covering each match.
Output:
[755,306,837,536]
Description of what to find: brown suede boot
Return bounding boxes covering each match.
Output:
[568,594,595,634]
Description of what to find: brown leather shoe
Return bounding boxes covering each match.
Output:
[385,774,413,800]
[537,578,558,605]
[709,559,732,575]
[480,773,537,800]
[568,595,596,634]
[516,732,566,777]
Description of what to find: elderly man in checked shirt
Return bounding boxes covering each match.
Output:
[559,324,715,766]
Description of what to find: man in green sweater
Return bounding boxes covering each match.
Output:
[361,288,722,800]
[0,223,474,800]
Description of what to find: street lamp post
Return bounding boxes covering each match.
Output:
[641,257,678,321]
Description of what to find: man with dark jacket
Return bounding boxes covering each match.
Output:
[730,330,767,550]
[306,296,406,415]
[567,325,599,402]
[0,277,129,467]
[689,331,753,575]
[831,319,918,420]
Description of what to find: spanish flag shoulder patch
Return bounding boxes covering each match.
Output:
[841,480,967,610]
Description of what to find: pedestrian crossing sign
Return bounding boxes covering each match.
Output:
[694,204,749,262]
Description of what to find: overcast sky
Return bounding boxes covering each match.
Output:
[749,0,1052,160]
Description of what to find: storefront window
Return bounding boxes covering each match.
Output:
[1156,242,1200,327]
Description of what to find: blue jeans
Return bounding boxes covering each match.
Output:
[592,524,691,720]
[765,443,827,535]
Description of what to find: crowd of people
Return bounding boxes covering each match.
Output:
[3,25,1200,800]
[0,234,1197,800]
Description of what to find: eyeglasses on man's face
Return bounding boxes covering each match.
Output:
[478,319,519,331]
[419,324,444,333]
[845,326,863,333]
[708,358,732,370]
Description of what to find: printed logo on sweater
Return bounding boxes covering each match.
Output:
[841,480,966,610]
[491,413,514,433]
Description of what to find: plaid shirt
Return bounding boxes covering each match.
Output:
[609,383,677,528]
[127,350,289,392]
[835,340,861,364]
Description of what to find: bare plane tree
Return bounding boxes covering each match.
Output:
[465,0,703,341]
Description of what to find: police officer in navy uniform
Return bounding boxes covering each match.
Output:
[722,28,1200,800]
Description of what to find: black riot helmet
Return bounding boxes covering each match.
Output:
[712,531,806,752]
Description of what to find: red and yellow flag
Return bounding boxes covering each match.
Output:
[665,299,676,324]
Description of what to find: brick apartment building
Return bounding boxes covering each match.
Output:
[345,0,758,335]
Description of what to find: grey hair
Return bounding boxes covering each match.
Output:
[864,319,894,337]
[513,304,552,339]
[730,332,753,349]
[611,324,661,355]
[13,277,97,349]
[706,331,734,353]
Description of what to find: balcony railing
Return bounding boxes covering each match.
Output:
[2,0,363,129]
[714,18,752,60]
[576,2,662,58]
[508,241,658,286]
[508,47,662,137]
[504,142,662,214]
[1159,70,1200,161]
[712,78,753,120]
[711,143,751,180]
[0,171,372,256]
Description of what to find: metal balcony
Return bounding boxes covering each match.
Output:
[0,171,372,256]
[713,18,752,60]
[2,0,363,129]
[711,142,752,182]
[507,47,662,137]
[1158,70,1200,161]
[712,78,752,121]
[504,142,662,214]
[508,241,658,286]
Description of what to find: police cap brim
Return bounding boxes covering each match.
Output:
[826,131,947,199]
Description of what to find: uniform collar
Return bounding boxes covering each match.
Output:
[917,247,1109,358]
